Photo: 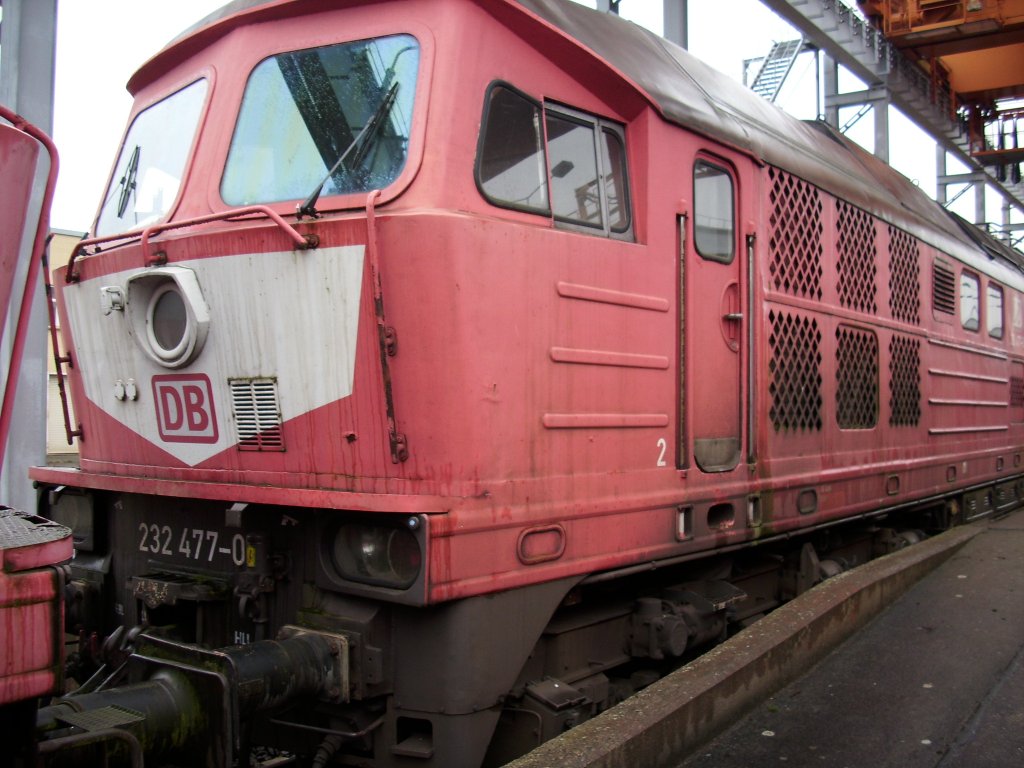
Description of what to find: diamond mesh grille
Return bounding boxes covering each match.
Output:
[768,167,823,300]
[769,310,822,432]
[0,508,70,549]
[888,226,920,325]
[836,201,877,314]
[1011,376,1024,408]
[230,378,284,451]
[889,335,921,427]
[836,325,879,429]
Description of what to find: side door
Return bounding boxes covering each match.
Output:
[688,157,743,472]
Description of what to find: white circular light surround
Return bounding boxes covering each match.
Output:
[124,267,210,368]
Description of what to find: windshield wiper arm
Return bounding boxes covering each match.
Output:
[297,81,400,219]
[116,145,141,219]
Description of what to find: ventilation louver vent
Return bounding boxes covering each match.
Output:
[768,310,822,432]
[932,260,956,315]
[889,335,921,427]
[835,325,878,430]
[768,167,823,300]
[230,378,284,451]
[836,201,877,314]
[888,226,920,325]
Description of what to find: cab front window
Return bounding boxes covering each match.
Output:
[222,34,420,207]
[95,79,209,236]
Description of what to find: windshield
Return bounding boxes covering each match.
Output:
[221,34,420,207]
[95,79,208,236]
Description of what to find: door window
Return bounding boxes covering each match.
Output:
[694,160,735,263]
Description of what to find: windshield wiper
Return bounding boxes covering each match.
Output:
[116,145,141,218]
[297,81,400,219]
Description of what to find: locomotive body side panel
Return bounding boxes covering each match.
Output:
[31,0,1024,607]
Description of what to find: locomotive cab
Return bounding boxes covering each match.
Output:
[36,2,681,765]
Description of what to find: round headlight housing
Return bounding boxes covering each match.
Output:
[147,283,190,362]
[124,267,209,368]
[332,523,422,589]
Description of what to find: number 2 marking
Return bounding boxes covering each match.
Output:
[656,438,668,467]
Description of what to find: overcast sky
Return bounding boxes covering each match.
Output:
[50,0,1004,234]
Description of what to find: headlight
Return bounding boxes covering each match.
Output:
[124,267,209,368]
[46,488,95,551]
[332,523,421,588]
[147,282,190,362]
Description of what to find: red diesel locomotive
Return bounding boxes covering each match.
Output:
[19,0,1024,765]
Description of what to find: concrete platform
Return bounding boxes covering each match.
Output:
[679,509,1024,768]
[504,513,1012,768]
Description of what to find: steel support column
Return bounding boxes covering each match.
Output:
[936,150,989,225]
[597,1,688,48]
[874,93,889,164]
[824,77,890,162]
[663,0,688,49]
[0,0,57,515]
[936,145,948,206]
[823,54,840,128]
[975,178,986,227]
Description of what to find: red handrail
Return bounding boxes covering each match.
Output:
[67,205,317,282]
[0,106,60,468]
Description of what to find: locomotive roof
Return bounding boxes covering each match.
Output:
[142,0,1023,282]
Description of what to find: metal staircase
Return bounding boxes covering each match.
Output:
[750,38,805,102]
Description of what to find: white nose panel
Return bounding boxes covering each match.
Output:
[62,245,365,466]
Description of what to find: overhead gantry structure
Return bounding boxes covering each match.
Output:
[595,0,1024,249]
[762,0,1023,246]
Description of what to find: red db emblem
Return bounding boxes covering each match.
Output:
[152,374,219,443]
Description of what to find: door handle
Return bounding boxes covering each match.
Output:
[720,281,741,352]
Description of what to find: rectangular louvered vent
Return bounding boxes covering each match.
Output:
[230,378,284,451]
[932,260,955,315]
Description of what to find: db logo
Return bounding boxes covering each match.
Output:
[152,374,219,444]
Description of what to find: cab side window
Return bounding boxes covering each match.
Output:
[602,129,630,232]
[987,283,1004,339]
[476,83,632,240]
[546,110,602,228]
[960,271,980,332]
[477,86,550,215]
